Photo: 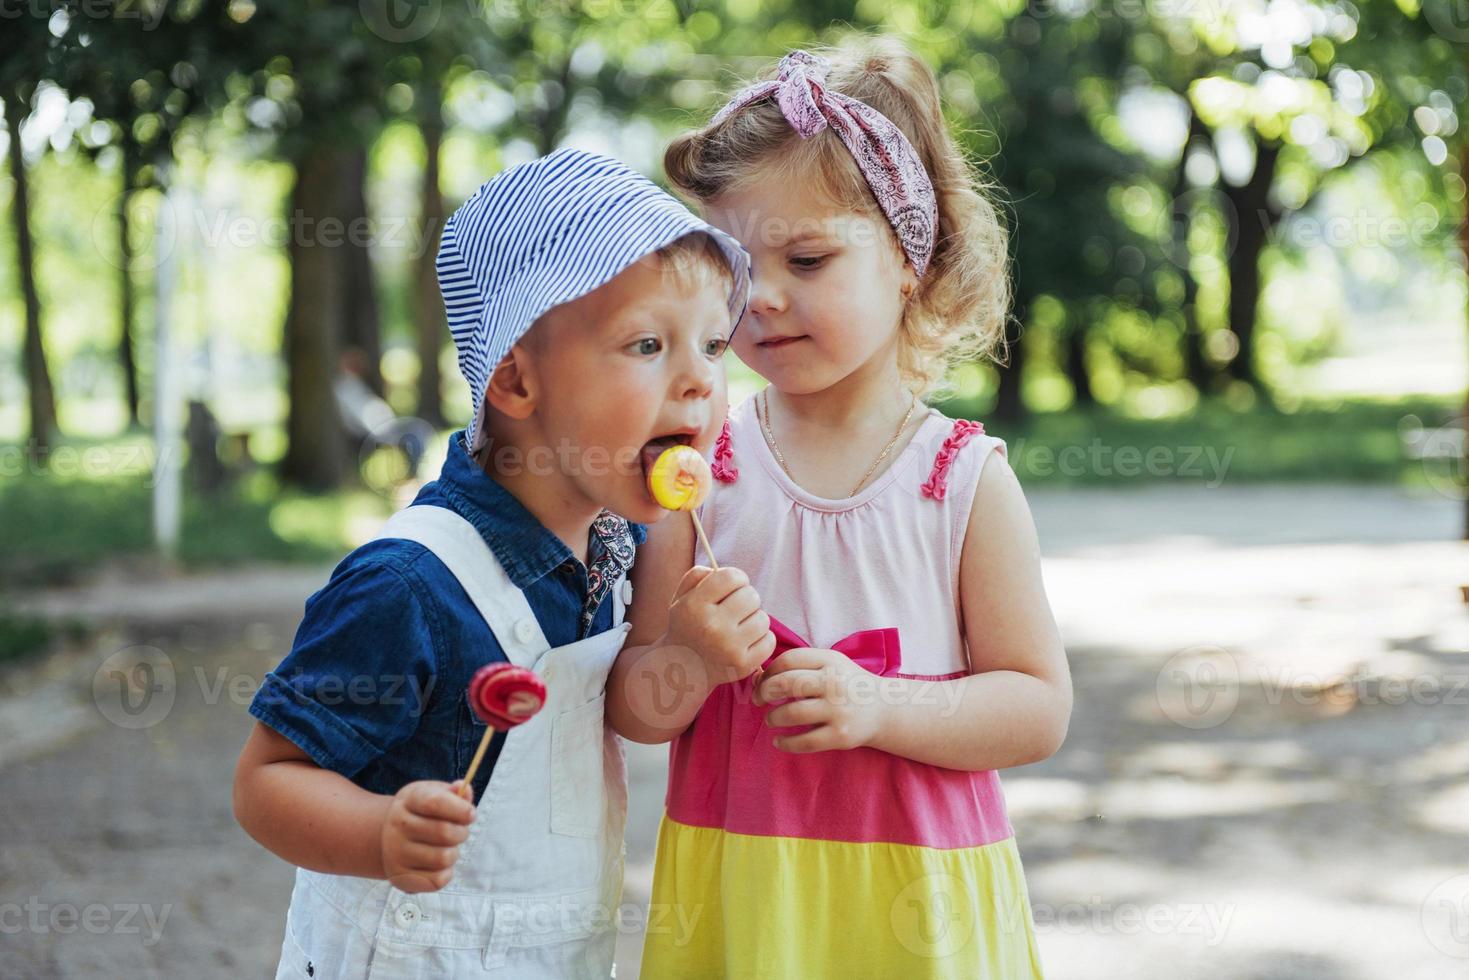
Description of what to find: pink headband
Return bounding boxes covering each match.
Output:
[712,50,938,277]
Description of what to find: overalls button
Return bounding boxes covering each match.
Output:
[514,618,537,644]
[395,901,421,927]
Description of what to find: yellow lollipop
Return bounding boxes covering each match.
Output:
[648,445,712,512]
[648,445,719,569]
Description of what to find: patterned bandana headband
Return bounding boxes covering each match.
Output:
[711,50,938,277]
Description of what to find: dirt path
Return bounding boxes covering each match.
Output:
[1,484,1465,978]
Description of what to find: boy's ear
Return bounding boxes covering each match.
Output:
[483,346,540,420]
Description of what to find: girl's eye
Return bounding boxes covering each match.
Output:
[630,338,661,356]
[704,337,729,357]
[790,255,827,270]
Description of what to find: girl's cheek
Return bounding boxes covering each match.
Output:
[730,334,761,367]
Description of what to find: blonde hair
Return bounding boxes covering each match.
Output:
[664,34,1011,398]
[649,230,736,295]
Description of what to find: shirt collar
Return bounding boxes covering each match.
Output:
[432,431,645,590]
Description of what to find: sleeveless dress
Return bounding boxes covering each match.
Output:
[640,392,1046,979]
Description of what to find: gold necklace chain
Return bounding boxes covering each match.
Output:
[758,389,919,498]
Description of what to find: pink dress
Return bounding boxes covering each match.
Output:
[641,392,1046,978]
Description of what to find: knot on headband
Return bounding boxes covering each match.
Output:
[711,49,938,277]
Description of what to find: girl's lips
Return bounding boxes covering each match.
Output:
[757,336,806,348]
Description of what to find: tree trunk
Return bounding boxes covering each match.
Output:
[280,145,349,491]
[341,145,384,397]
[118,139,141,426]
[1064,310,1093,407]
[1221,138,1281,390]
[994,299,1026,424]
[1461,141,1469,541]
[5,91,58,455]
[1174,109,1215,394]
[415,84,447,428]
[533,59,573,157]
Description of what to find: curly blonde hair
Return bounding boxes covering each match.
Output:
[664,34,1011,398]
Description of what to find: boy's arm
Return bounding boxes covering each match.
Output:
[233,722,392,878]
[608,513,772,744]
[608,513,707,743]
[234,722,476,892]
[233,557,474,892]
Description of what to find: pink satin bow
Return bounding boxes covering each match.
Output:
[762,614,901,677]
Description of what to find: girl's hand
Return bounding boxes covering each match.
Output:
[665,565,774,685]
[379,780,476,893]
[754,648,893,752]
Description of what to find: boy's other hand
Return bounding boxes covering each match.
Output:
[665,565,775,684]
[380,780,476,893]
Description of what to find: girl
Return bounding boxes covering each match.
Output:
[608,37,1071,977]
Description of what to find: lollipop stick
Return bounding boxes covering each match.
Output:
[690,510,719,571]
[458,726,495,800]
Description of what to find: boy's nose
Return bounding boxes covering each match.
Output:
[675,347,717,400]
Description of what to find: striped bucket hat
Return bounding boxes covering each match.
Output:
[436,148,753,451]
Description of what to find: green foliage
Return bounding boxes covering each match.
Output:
[0,604,58,665]
[0,445,389,586]
[0,0,1464,493]
[935,392,1459,485]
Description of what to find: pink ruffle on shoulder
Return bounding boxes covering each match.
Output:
[711,418,738,483]
[919,419,994,501]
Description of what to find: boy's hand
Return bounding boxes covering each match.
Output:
[380,780,476,893]
[754,648,892,752]
[665,566,774,685]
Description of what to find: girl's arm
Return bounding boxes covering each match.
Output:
[608,512,774,743]
[757,452,1072,771]
[233,722,475,892]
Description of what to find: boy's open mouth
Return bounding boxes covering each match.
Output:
[639,432,697,486]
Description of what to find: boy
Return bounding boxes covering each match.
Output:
[233,149,752,979]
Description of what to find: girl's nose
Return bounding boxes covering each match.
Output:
[746,269,787,317]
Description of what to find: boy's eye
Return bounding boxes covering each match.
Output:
[704,337,729,357]
[630,338,662,356]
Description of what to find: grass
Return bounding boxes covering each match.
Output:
[0,447,392,588]
[0,394,1460,587]
[0,605,60,666]
[936,393,1462,488]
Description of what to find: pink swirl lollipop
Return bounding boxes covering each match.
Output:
[457,663,547,799]
[468,663,547,730]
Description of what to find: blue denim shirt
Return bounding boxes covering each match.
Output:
[248,431,645,799]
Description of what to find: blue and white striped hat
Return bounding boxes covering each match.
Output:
[436,148,753,450]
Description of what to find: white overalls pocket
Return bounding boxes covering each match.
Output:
[549,694,608,838]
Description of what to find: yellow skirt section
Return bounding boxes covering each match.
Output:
[640,815,1045,979]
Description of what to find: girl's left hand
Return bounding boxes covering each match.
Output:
[753,647,890,752]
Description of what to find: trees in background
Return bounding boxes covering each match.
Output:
[2,0,1464,488]
[1,12,64,456]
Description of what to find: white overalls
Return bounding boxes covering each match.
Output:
[271,505,633,979]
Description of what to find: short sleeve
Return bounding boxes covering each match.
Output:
[248,558,440,780]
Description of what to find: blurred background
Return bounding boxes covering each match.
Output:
[0,1,1466,978]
